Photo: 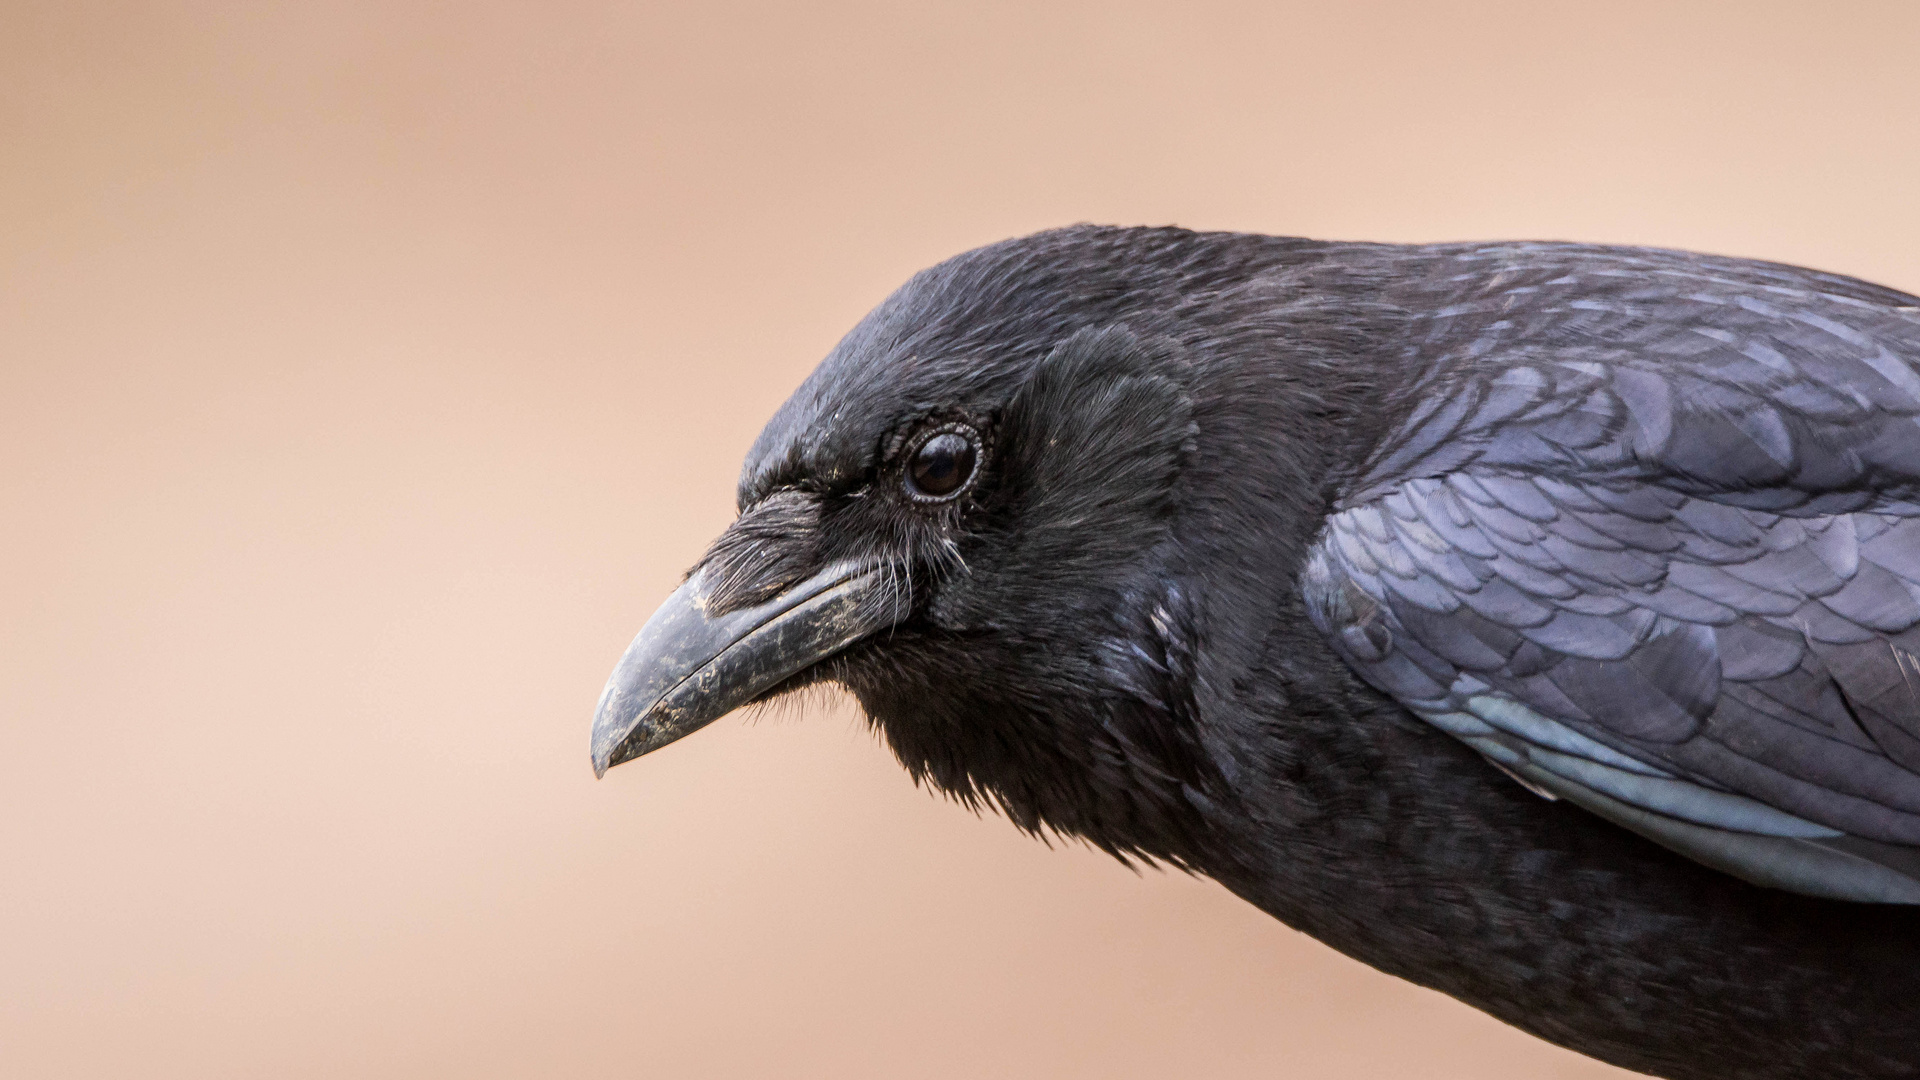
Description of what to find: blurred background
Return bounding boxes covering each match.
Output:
[6,2,1918,1077]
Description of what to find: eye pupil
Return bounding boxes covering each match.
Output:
[908,431,977,499]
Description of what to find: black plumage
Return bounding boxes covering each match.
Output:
[592,226,1920,1079]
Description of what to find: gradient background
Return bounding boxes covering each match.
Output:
[7,3,1919,1078]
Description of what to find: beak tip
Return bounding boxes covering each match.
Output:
[589,722,624,779]
[588,709,623,780]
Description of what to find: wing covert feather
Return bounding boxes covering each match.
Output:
[1306,243,1920,902]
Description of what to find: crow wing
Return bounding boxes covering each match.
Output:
[1303,243,1920,902]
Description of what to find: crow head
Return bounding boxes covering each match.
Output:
[591,225,1394,863]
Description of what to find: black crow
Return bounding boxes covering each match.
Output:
[591,226,1920,1079]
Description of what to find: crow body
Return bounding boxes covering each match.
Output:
[597,226,1920,1079]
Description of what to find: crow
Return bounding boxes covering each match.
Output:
[590,226,1920,1079]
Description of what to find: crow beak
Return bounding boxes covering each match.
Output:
[590,560,896,776]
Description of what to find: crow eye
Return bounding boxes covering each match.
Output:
[906,428,979,501]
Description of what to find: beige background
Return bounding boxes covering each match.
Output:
[6,3,1918,1077]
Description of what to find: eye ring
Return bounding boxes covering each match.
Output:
[903,423,982,503]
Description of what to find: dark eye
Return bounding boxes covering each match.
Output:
[906,429,979,501]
